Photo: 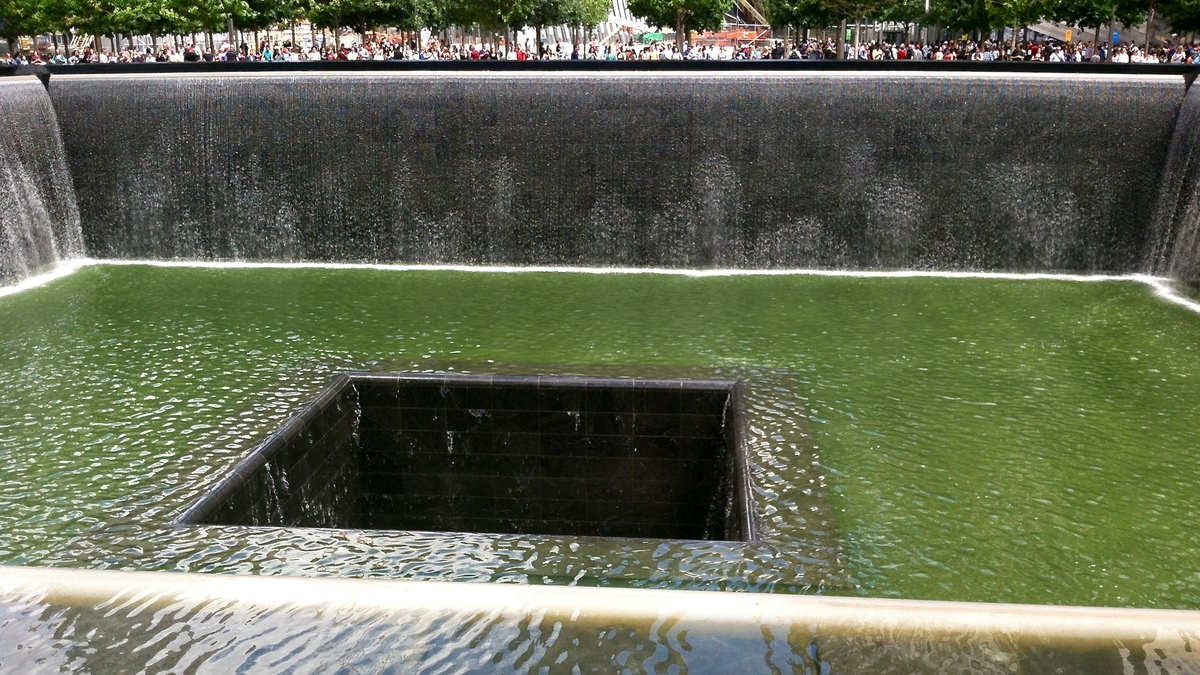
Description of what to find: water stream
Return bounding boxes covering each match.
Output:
[0,78,82,286]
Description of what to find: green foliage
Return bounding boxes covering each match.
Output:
[927,0,1036,32]
[763,0,836,29]
[1113,0,1149,30]
[66,0,124,35]
[112,0,185,37]
[234,0,292,32]
[627,0,727,36]
[818,0,886,21]
[2,0,73,41]
[0,0,36,44]
[1160,0,1200,34]
[563,0,609,27]
[422,0,473,29]
[4,0,1199,52]
[1053,0,1109,27]
[878,0,926,24]
[997,0,1051,29]
[173,0,241,33]
[463,0,533,30]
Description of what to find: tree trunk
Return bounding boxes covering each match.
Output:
[1107,2,1116,61]
[676,7,685,52]
[836,17,846,59]
[854,17,861,57]
[536,24,542,55]
[291,22,297,48]
[227,18,236,50]
[1144,4,1154,55]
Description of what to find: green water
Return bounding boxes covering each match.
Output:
[2,264,1199,609]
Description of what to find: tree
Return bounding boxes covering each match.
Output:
[880,0,927,39]
[1160,0,1200,36]
[522,0,564,50]
[470,0,532,32]
[0,0,37,52]
[66,0,124,47]
[173,0,240,40]
[1054,0,1111,39]
[764,0,836,37]
[422,0,475,34]
[307,0,361,47]
[1051,0,1144,56]
[929,0,1007,35]
[113,0,187,48]
[562,0,608,31]
[999,0,1052,43]
[628,0,727,51]
[818,0,886,56]
[2,0,73,51]
[234,0,290,34]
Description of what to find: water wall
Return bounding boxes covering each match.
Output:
[47,71,1184,272]
[0,78,83,285]
[1153,83,1200,282]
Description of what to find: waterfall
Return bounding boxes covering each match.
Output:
[0,77,83,286]
[43,71,1187,273]
[1153,83,1200,283]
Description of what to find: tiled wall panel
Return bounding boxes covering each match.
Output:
[179,372,758,542]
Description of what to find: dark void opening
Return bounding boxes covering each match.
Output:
[177,372,759,541]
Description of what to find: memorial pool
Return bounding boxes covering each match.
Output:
[4,65,1200,671]
[2,263,1198,611]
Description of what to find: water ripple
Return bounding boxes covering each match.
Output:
[0,267,1197,617]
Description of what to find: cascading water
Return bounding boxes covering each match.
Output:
[0,78,83,286]
[47,71,1183,272]
[1152,82,1200,282]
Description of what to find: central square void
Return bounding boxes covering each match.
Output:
[178,372,759,541]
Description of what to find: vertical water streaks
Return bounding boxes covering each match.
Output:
[0,77,83,286]
[48,72,1183,273]
[1152,83,1200,282]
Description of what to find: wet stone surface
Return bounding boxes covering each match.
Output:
[180,371,760,542]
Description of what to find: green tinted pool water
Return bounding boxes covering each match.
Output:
[2,264,1198,608]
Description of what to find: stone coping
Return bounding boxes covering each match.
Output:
[0,565,1197,651]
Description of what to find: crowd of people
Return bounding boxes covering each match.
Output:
[4,35,1200,65]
